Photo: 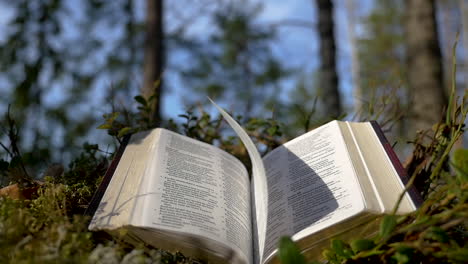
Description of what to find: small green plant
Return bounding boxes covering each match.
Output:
[0,183,94,263]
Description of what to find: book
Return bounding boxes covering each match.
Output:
[87,102,421,264]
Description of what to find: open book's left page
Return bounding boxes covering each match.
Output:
[89,130,160,230]
[132,129,253,263]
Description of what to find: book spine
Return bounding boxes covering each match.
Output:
[84,135,132,217]
[369,121,423,208]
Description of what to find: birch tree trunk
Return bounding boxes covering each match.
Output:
[405,0,447,132]
[345,0,362,115]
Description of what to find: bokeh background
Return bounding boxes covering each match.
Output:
[0,0,466,170]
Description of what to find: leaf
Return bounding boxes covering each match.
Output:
[105,112,120,122]
[117,127,133,138]
[355,249,385,258]
[134,95,147,106]
[331,239,352,258]
[380,215,397,239]
[452,148,468,182]
[322,249,334,260]
[97,123,112,129]
[278,236,306,264]
[424,226,449,243]
[267,126,278,136]
[350,239,375,253]
[392,246,414,264]
[331,239,345,253]
[446,248,468,262]
[153,79,161,89]
[392,251,410,264]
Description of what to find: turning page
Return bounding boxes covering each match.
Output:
[134,129,252,263]
[210,99,269,264]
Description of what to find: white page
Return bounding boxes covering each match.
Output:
[89,130,159,230]
[136,129,252,263]
[210,99,268,264]
[261,121,364,261]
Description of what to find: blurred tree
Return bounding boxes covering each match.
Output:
[142,0,164,124]
[436,0,466,99]
[405,0,447,132]
[0,0,152,168]
[315,0,341,118]
[0,0,105,167]
[357,0,408,133]
[344,0,362,114]
[460,0,468,96]
[180,1,290,118]
[281,73,322,136]
[438,0,459,75]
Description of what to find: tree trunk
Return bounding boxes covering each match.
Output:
[344,0,362,115]
[460,0,468,93]
[142,0,164,124]
[405,0,447,132]
[316,0,341,118]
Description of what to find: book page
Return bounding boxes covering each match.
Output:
[261,121,364,261]
[346,122,416,213]
[135,129,252,263]
[89,130,159,230]
[210,99,269,264]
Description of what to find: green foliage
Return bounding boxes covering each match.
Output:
[349,239,375,253]
[452,149,468,181]
[60,143,107,186]
[379,215,397,239]
[98,94,285,168]
[0,184,94,263]
[0,182,203,264]
[278,237,307,264]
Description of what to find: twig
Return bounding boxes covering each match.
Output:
[391,163,419,215]
[0,141,13,157]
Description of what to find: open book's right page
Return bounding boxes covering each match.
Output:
[261,121,365,261]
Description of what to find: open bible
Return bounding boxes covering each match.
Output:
[88,103,421,264]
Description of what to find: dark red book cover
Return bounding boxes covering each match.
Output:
[370,121,423,208]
